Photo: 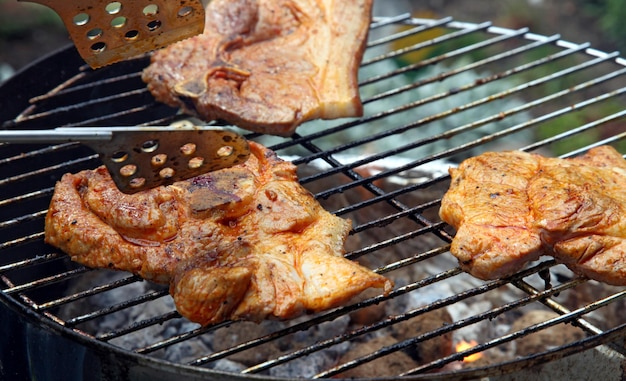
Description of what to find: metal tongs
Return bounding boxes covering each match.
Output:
[20,0,206,68]
[1,125,250,194]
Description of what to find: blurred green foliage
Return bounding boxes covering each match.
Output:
[0,0,63,37]
[580,0,626,54]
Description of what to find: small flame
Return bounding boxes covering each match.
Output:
[455,340,483,363]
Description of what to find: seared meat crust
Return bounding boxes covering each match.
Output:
[45,142,392,325]
[440,145,626,285]
[142,0,372,136]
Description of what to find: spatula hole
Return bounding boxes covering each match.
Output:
[141,140,159,153]
[111,16,127,28]
[143,4,159,17]
[106,2,122,15]
[87,28,103,40]
[178,6,194,17]
[151,154,168,167]
[147,20,162,31]
[125,30,139,40]
[129,177,146,189]
[217,146,234,157]
[111,151,128,163]
[91,42,107,53]
[73,13,90,26]
[159,168,175,179]
[188,157,204,169]
[180,143,196,156]
[120,164,137,177]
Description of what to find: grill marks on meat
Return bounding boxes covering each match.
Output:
[142,0,372,136]
[440,145,626,285]
[45,142,392,325]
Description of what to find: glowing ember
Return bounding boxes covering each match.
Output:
[455,340,483,363]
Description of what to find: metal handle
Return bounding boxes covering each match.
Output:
[0,128,113,143]
[0,126,230,144]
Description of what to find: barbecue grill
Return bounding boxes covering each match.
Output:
[2,9,626,381]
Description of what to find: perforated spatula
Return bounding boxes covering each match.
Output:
[0,124,250,194]
[21,0,206,68]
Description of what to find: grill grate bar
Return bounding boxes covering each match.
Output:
[432,92,626,163]
[360,33,569,104]
[29,72,143,104]
[428,80,626,162]
[3,267,88,296]
[96,310,180,342]
[512,279,604,337]
[66,288,170,327]
[370,13,411,29]
[1,273,74,328]
[351,240,450,273]
[402,287,626,376]
[525,113,626,155]
[514,274,626,357]
[362,21,492,67]
[67,104,173,128]
[0,143,79,165]
[36,274,142,311]
[299,51,622,192]
[567,132,626,158]
[0,252,61,274]
[513,271,626,357]
[307,62,626,202]
[251,262,564,377]
[0,188,54,208]
[333,174,446,217]
[136,325,218,355]
[0,232,44,251]
[188,266,464,367]
[367,16,454,48]
[0,209,46,230]
[415,321,626,381]
[0,155,99,189]
[351,198,442,233]
[323,276,583,378]
[272,36,574,155]
[347,222,448,262]
[14,88,150,124]
[293,137,449,247]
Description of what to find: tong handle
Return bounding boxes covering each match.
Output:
[0,126,233,143]
[0,127,113,143]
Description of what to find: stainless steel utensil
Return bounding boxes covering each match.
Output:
[1,125,250,194]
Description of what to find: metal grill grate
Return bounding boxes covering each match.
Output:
[2,13,626,380]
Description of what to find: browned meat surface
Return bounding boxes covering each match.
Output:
[142,0,372,136]
[439,150,544,280]
[45,142,392,325]
[440,145,626,285]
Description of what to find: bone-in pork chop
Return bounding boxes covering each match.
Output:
[45,142,392,325]
[142,0,372,136]
[439,145,626,285]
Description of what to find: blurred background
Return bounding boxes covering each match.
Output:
[1,0,624,81]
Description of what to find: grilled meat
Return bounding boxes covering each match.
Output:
[45,142,392,325]
[142,0,372,136]
[440,145,626,285]
[439,150,543,280]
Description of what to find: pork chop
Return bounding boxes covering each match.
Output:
[440,145,626,285]
[45,142,392,325]
[142,0,372,136]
